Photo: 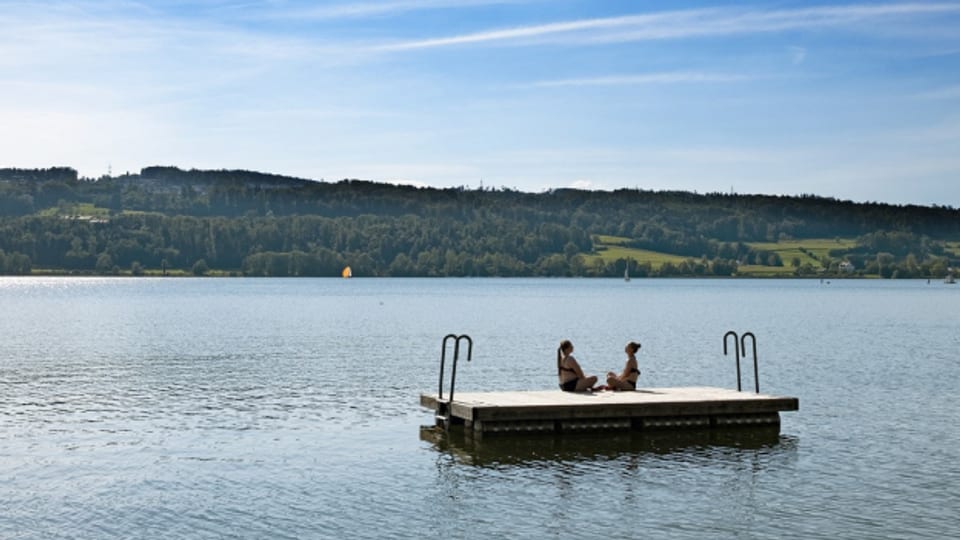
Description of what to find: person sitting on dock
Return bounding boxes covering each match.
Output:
[557,339,598,392]
[605,341,642,391]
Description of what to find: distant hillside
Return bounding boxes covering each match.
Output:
[0,166,957,278]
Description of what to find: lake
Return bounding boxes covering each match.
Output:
[1,277,957,539]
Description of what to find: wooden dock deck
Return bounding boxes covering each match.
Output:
[421,387,798,434]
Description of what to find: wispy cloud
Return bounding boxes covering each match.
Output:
[264,0,530,20]
[371,11,698,51]
[374,3,960,51]
[527,71,750,88]
[569,179,600,190]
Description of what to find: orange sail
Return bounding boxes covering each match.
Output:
[342,266,352,278]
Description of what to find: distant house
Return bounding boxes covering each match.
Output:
[839,261,855,273]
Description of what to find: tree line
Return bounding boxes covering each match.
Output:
[0,166,958,277]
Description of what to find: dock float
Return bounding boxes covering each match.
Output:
[420,387,799,434]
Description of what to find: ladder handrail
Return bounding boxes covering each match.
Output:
[723,330,742,392]
[740,332,760,394]
[438,334,472,404]
[723,330,761,393]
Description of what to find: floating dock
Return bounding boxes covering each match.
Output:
[421,387,798,434]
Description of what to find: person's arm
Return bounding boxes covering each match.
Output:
[619,358,636,379]
[568,356,587,378]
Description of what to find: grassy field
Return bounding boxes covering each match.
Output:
[588,236,688,267]
[588,235,860,275]
[732,264,797,276]
[747,238,856,268]
[38,203,111,218]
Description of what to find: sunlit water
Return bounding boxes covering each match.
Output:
[1,277,957,539]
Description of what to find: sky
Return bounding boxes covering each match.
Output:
[2,1,959,205]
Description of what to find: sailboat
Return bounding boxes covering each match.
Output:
[624,266,630,282]
[946,272,956,284]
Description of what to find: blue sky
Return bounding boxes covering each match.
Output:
[2,1,959,205]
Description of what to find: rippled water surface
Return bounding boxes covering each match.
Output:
[1,277,957,539]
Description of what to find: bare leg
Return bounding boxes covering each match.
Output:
[576,375,598,391]
[606,376,635,391]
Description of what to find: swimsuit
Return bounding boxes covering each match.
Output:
[625,367,640,389]
[559,363,578,392]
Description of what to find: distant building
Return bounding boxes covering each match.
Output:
[839,261,855,273]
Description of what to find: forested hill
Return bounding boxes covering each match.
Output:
[0,166,958,278]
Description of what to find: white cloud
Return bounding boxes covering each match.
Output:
[569,179,602,190]
[372,11,696,51]
[374,3,960,51]
[527,71,750,88]
[383,178,432,189]
[331,161,479,184]
[265,0,529,20]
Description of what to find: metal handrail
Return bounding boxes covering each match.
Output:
[438,334,472,404]
[724,331,761,393]
[723,331,742,392]
[740,332,760,394]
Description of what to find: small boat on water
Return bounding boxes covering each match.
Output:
[946,273,956,284]
[624,266,630,282]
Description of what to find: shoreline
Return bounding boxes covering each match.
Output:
[0,271,925,280]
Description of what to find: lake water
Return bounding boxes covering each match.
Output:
[1,277,957,539]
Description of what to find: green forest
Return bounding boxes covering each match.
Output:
[1,166,958,278]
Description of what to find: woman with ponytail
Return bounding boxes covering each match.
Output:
[606,341,642,391]
[557,339,598,392]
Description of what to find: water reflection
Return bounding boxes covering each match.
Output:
[421,425,798,468]
[421,425,803,537]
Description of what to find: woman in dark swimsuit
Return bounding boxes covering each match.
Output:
[557,339,598,392]
[606,341,641,391]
